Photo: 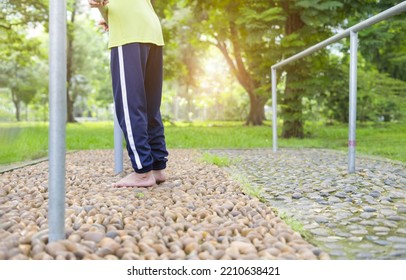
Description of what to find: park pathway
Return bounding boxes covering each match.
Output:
[207,148,406,259]
[1,148,405,260]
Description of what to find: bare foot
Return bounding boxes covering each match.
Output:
[153,170,167,184]
[113,171,155,188]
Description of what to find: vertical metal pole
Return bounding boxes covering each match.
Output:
[272,68,278,152]
[348,31,358,173]
[114,112,123,174]
[48,0,67,242]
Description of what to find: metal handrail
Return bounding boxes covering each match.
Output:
[271,1,406,173]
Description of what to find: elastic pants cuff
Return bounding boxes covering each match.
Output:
[134,166,152,174]
[152,161,167,171]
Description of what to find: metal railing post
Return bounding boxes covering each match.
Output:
[114,112,123,174]
[48,0,67,242]
[272,68,278,152]
[348,31,358,173]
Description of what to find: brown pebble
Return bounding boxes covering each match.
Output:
[61,240,78,252]
[74,248,90,259]
[31,243,45,256]
[220,254,233,260]
[258,250,274,259]
[104,255,119,260]
[10,254,29,260]
[186,252,200,260]
[81,240,98,251]
[223,201,234,211]
[184,242,199,255]
[82,253,104,260]
[229,241,257,255]
[99,237,120,254]
[68,234,81,243]
[211,216,224,224]
[201,242,216,254]
[19,231,37,244]
[267,247,281,257]
[18,244,31,256]
[45,242,67,257]
[55,251,76,260]
[116,248,133,259]
[172,223,185,232]
[83,231,104,243]
[151,244,168,255]
[170,250,186,260]
[212,250,225,259]
[33,252,54,260]
[31,229,49,244]
[300,250,318,260]
[144,252,159,260]
[97,247,114,257]
[198,251,214,260]
[122,253,141,260]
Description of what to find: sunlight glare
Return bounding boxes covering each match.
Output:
[201,47,231,91]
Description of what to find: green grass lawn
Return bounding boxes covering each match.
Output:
[1,121,405,166]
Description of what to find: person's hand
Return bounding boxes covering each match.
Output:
[98,19,109,32]
[88,0,109,8]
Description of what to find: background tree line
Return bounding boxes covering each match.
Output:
[0,0,405,138]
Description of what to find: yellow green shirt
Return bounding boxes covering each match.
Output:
[106,0,164,48]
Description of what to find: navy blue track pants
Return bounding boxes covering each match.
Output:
[111,43,168,174]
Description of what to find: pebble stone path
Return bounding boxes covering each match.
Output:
[207,148,406,260]
[0,149,329,260]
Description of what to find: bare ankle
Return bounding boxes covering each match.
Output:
[153,170,167,184]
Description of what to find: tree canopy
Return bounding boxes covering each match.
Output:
[0,0,404,134]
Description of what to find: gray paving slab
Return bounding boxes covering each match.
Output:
[207,148,406,260]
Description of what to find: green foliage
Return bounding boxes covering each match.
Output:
[308,54,406,123]
[297,0,343,26]
[136,192,145,199]
[345,0,406,81]
[231,173,266,203]
[277,211,311,240]
[68,13,111,116]
[1,0,111,121]
[0,0,48,30]
[0,45,47,121]
[0,1,49,121]
[176,0,288,125]
[0,0,47,61]
[200,153,232,167]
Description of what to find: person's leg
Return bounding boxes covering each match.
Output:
[110,43,155,187]
[144,44,168,183]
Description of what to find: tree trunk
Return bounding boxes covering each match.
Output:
[214,21,267,126]
[246,92,266,126]
[13,100,21,122]
[281,70,304,138]
[11,91,21,122]
[281,3,305,138]
[67,96,75,123]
